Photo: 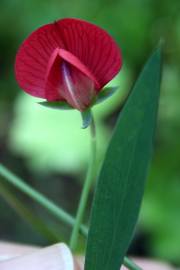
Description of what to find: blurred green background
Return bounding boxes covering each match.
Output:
[0,0,180,267]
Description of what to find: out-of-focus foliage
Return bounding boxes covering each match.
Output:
[0,0,180,266]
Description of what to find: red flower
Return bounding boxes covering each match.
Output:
[15,18,122,111]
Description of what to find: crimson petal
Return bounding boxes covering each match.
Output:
[15,23,65,98]
[15,18,122,103]
[45,48,96,110]
[55,18,122,90]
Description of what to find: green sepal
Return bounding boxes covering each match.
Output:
[81,108,92,129]
[95,86,119,105]
[38,101,73,110]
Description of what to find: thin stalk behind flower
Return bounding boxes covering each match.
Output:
[69,113,97,251]
[0,163,86,235]
[0,181,60,242]
[68,114,142,270]
[0,164,141,270]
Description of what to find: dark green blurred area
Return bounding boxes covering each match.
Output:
[0,0,180,266]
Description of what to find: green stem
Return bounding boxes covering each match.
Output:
[0,163,141,270]
[124,257,143,270]
[0,163,87,235]
[69,113,96,251]
[0,181,60,242]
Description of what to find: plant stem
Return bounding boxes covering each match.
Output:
[0,163,87,235]
[69,113,97,251]
[124,257,143,270]
[0,181,60,242]
[0,164,141,270]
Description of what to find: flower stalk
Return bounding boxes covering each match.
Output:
[69,112,97,251]
[0,163,141,270]
[0,163,87,235]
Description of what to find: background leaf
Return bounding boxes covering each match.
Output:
[85,48,162,270]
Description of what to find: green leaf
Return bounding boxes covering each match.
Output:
[38,101,73,110]
[85,48,162,270]
[81,109,92,129]
[95,86,119,105]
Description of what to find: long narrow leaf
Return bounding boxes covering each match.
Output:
[85,48,162,270]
